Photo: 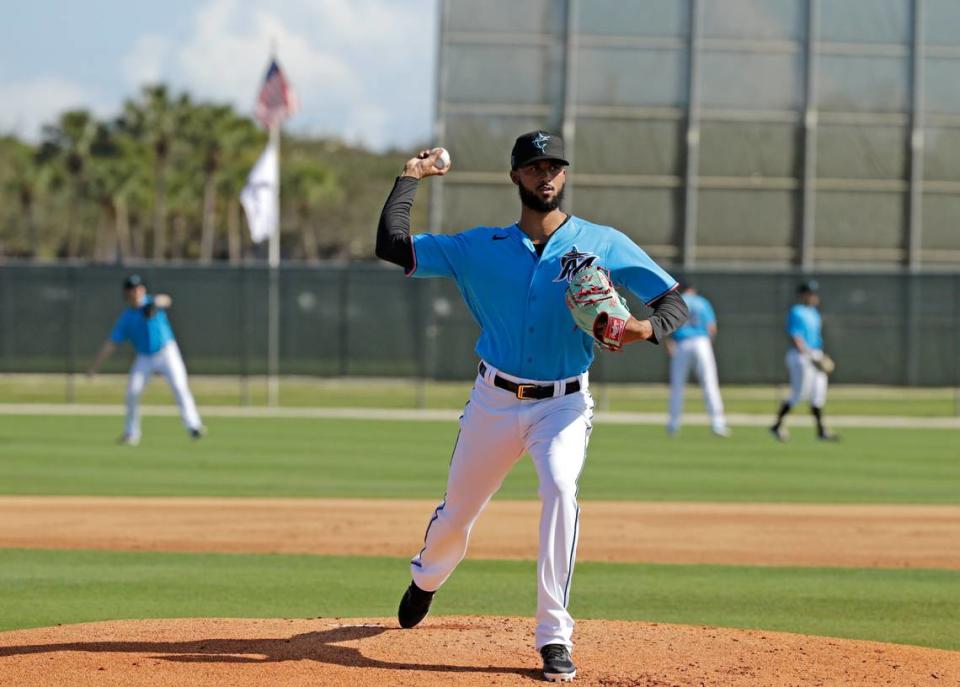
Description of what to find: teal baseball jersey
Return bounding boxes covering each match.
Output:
[787,304,823,351]
[109,295,176,355]
[672,293,716,341]
[409,215,677,380]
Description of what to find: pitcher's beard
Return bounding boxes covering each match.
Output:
[519,184,564,213]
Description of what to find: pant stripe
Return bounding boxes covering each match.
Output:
[561,407,592,608]
[562,504,580,608]
[413,499,445,566]
[413,421,463,567]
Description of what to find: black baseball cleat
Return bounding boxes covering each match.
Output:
[541,644,576,682]
[189,427,206,440]
[397,581,434,629]
[769,425,788,442]
[818,431,840,442]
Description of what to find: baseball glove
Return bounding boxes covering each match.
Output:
[811,352,836,375]
[565,264,632,351]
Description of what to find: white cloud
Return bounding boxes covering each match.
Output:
[122,34,172,87]
[118,0,436,151]
[0,77,105,141]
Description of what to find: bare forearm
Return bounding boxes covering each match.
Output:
[621,317,654,344]
[88,341,116,374]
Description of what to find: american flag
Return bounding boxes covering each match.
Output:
[254,59,298,129]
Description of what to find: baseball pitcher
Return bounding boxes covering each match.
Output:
[770,280,838,442]
[666,282,729,437]
[376,131,689,682]
[87,274,205,445]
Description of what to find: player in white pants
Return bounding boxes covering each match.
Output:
[376,132,689,681]
[666,283,728,437]
[770,281,837,442]
[87,274,204,445]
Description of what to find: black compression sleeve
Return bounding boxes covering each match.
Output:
[645,290,689,345]
[375,176,419,270]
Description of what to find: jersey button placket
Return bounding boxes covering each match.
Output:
[522,248,555,375]
[517,243,541,375]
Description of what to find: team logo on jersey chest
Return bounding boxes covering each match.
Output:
[554,246,599,282]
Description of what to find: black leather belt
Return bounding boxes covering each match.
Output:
[479,362,581,400]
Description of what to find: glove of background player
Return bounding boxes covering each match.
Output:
[811,352,836,375]
[565,265,632,351]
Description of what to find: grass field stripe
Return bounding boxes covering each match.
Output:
[2,403,958,428]
[2,549,956,649]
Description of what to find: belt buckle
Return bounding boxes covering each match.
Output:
[516,383,536,400]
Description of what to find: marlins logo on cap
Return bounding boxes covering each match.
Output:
[511,130,570,170]
[123,274,145,289]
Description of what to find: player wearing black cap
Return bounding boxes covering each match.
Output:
[770,281,838,442]
[378,131,689,682]
[87,275,205,445]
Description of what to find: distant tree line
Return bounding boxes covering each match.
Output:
[0,84,424,263]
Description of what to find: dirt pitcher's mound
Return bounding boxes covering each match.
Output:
[0,616,956,687]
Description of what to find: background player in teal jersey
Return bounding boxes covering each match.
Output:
[770,281,837,442]
[87,274,204,445]
[376,131,688,682]
[666,282,729,437]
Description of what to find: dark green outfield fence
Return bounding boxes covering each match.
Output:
[1,262,958,386]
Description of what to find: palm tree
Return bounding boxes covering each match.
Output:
[1,137,51,258]
[216,116,264,262]
[118,85,191,260]
[37,110,99,258]
[164,152,203,260]
[87,122,148,262]
[283,154,344,262]
[181,104,262,262]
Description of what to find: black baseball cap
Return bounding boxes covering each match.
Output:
[510,130,569,170]
[797,280,819,294]
[123,274,145,289]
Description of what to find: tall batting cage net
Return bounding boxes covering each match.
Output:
[431,0,960,269]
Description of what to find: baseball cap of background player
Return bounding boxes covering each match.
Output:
[123,274,145,290]
[511,130,570,170]
[796,280,819,294]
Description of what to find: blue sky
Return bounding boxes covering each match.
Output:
[0,0,437,150]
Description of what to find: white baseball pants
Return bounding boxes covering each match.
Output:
[785,349,828,408]
[124,342,203,439]
[411,361,594,651]
[668,336,727,433]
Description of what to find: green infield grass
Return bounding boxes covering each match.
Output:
[2,374,959,416]
[0,415,957,503]
[0,548,957,650]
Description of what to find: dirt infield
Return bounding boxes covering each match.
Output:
[0,616,957,686]
[3,497,959,684]
[2,496,959,568]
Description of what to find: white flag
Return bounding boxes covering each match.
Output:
[240,139,279,244]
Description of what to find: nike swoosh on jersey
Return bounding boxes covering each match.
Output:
[492,235,510,240]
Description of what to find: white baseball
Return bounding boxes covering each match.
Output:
[432,147,451,170]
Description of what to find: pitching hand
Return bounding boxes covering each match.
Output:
[401,149,451,180]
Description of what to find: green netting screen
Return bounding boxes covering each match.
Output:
[0,264,957,386]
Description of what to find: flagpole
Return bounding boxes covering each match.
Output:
[267,123,280,407]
